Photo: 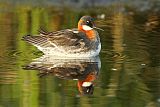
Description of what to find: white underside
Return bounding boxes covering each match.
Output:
[36,43,101,58]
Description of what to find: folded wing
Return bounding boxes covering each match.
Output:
[22,29,91,52]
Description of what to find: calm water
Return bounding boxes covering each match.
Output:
[0,2,160,107]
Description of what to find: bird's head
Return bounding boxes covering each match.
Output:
[78,16,104,32]
[78,16,95,31]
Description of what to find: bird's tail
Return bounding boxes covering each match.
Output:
[22,35,50,47]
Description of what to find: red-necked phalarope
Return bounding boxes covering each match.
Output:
[22,16,102,57]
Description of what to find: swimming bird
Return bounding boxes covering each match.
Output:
[22,16,102,57]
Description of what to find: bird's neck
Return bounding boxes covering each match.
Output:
[78,27,96,40]
[78,21,96,40]
[85,30,96,40]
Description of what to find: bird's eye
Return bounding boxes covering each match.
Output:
[85,20,93,28]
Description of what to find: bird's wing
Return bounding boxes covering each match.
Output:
[22,29,91,52]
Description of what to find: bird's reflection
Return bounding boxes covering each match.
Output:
[23,55,101,95]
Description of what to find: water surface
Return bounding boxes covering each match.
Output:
[0,2,160,107]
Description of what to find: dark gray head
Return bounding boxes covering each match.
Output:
[81,83,94,95]
[78,16,104,31]
[78,16,95,31]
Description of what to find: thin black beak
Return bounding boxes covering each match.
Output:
[93,27,104,31]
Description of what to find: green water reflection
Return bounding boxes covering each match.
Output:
[0,2,160,107]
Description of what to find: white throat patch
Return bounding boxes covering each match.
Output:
[82,82,92,87]
[82,25,93,31]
